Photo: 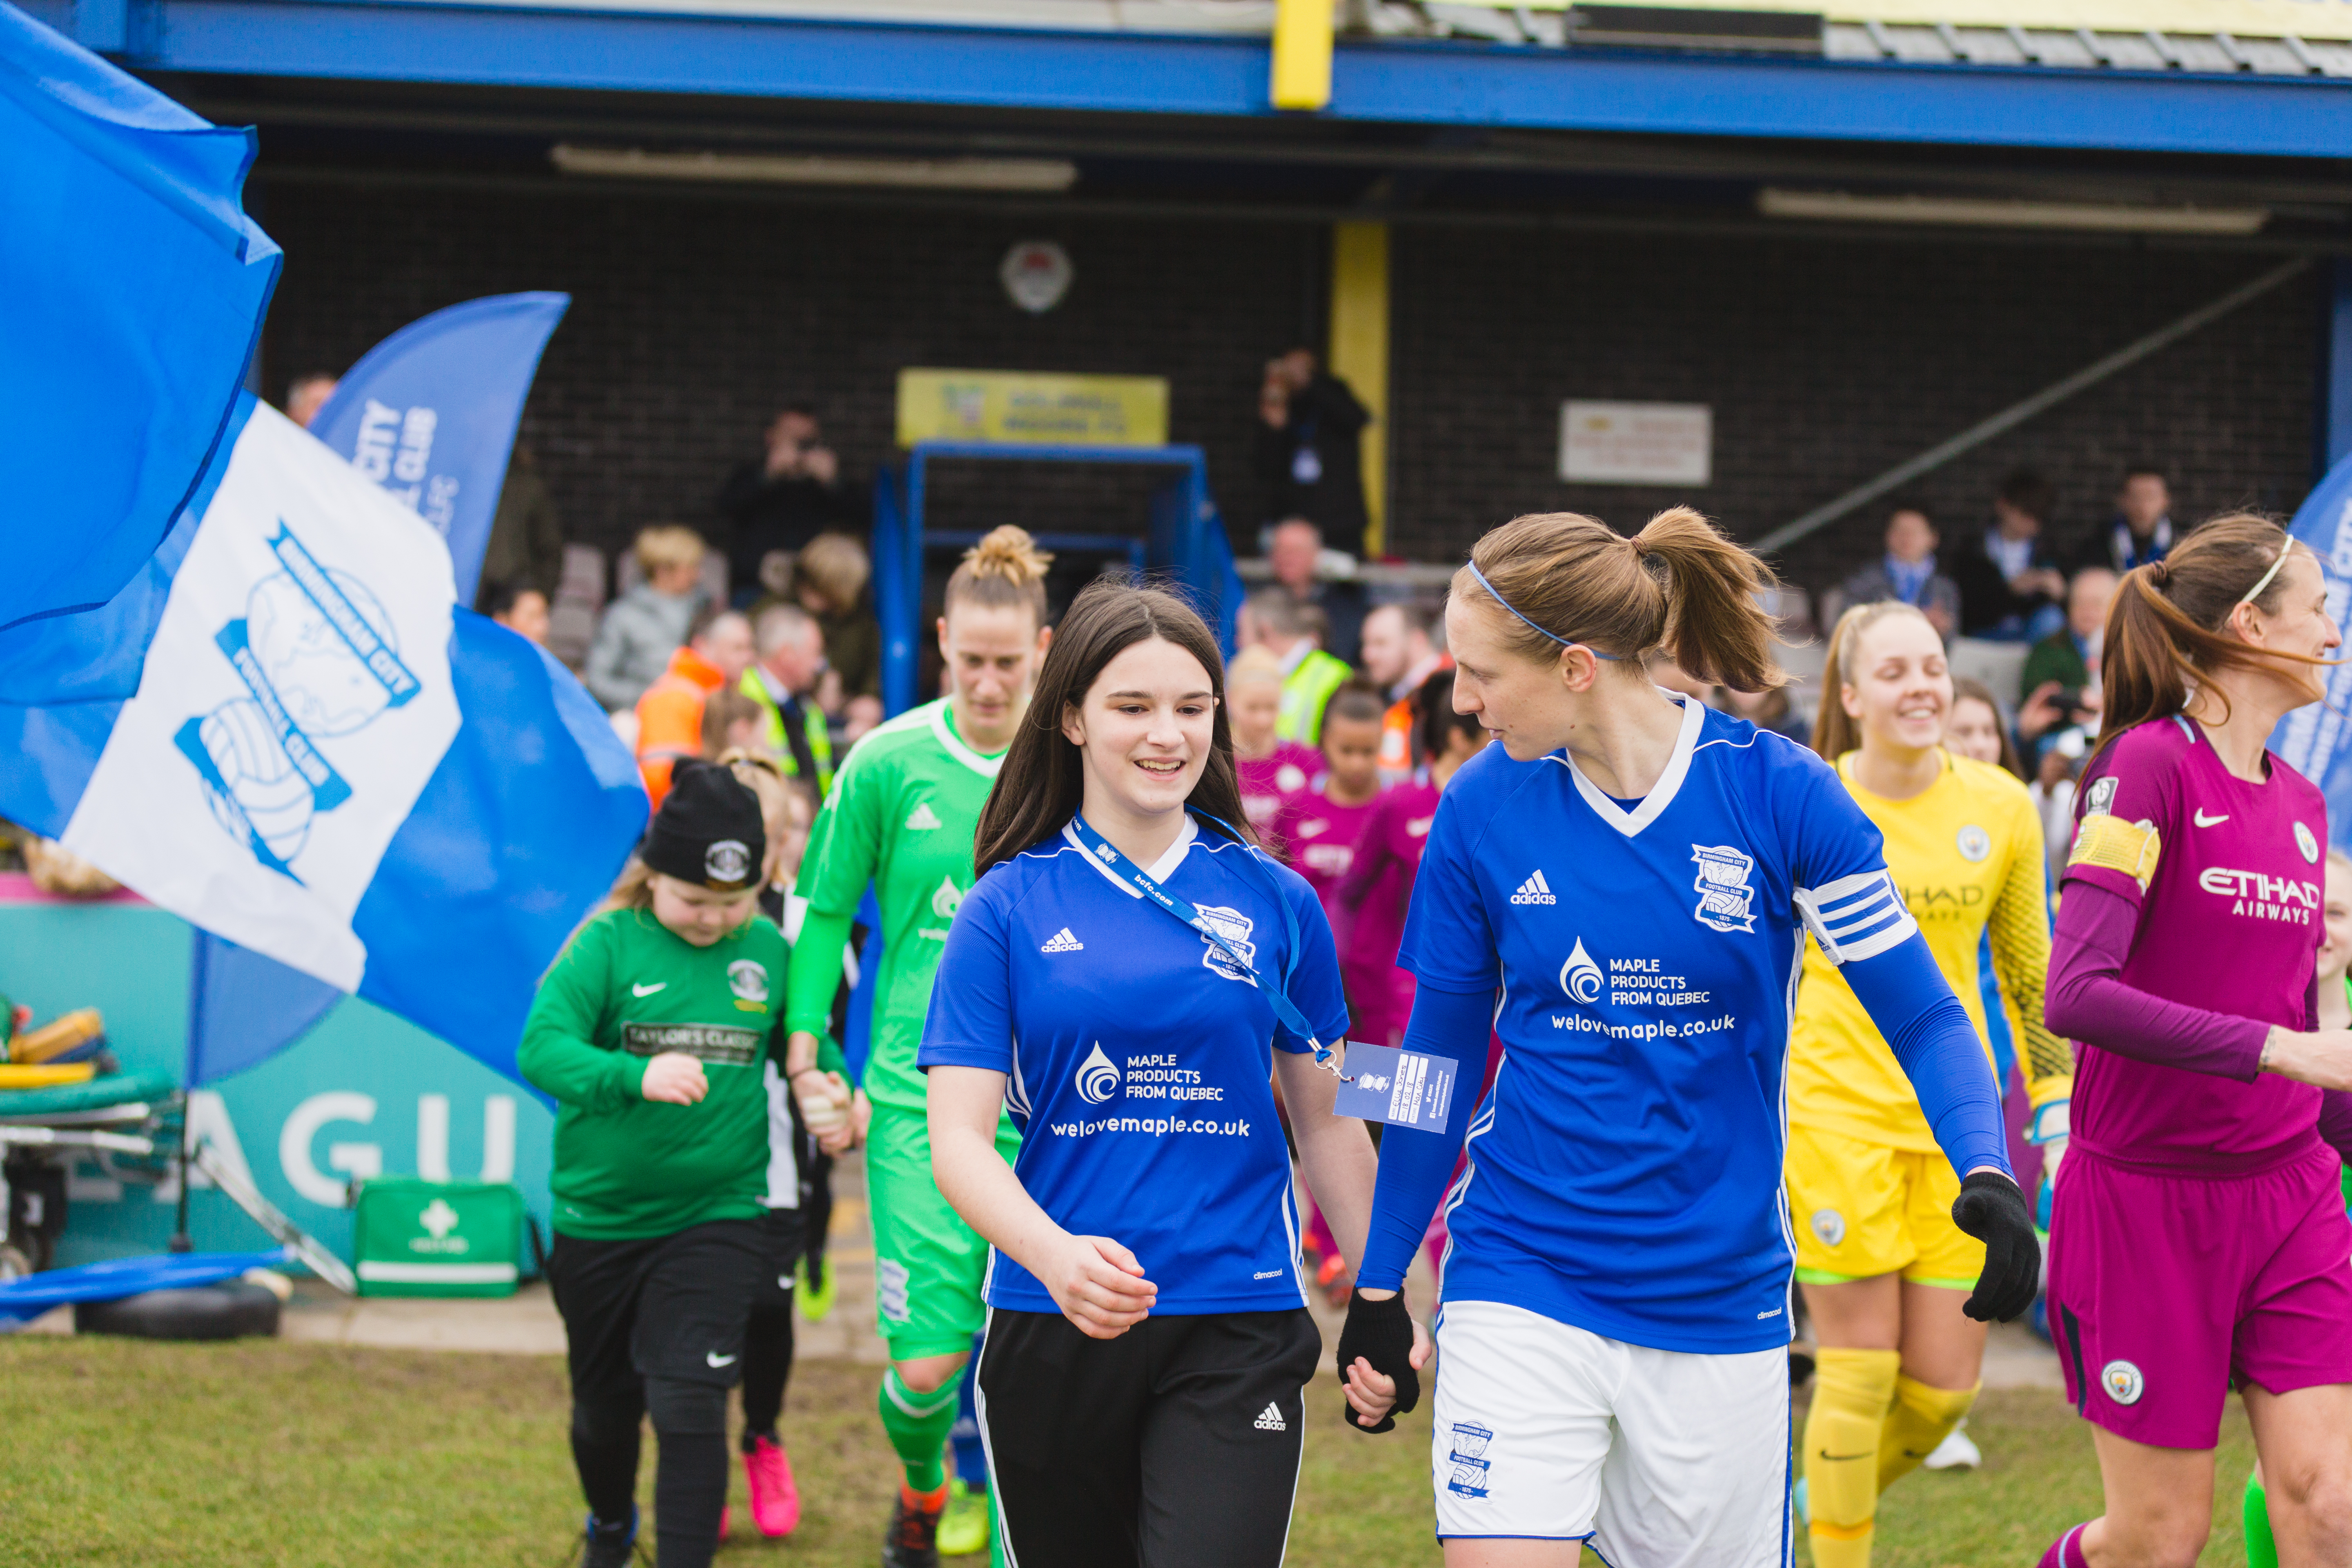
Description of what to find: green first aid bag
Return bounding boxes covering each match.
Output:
[351,1178,523,1298]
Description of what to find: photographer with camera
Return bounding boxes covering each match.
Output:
[716,407,865,606]
[2018,567,2116,761]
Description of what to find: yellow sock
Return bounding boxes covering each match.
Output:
[1805,1348,1901,1568]
[1878,1375,1978,1492]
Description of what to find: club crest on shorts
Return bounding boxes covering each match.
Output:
[1689,844,1757,933]
[1810,1208,1846,1247]
[2296,822,2321,864]
[1956,824,1992,863]
[1446,1422,1492,1498]
[2100,1360,2145,1406]
[727,959,768,1004]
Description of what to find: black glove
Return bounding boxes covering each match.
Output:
[1334,1290,1419,1433]
[1951,1169,2039,1323]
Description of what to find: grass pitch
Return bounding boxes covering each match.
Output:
[0,1335,2258,1566]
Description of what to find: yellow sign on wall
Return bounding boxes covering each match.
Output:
[896,369,1170,448]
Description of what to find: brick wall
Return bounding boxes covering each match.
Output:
[1390,229,2321,596]
[261,178,2323,602]
[259,180,1326,578]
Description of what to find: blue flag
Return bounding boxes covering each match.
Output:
[2270,455,2352,845]
[307,292,570,604]
[0,396,648,1091]
[0,7,279,631]
[188,291,572,1082]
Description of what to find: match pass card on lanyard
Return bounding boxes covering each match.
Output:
[1332,1043,1461,1134]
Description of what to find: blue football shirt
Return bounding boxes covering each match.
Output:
[920,815,1352,1316]
[1403,693,1918,1354]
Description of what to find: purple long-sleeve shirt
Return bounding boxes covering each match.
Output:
[2045,717,2352,1171]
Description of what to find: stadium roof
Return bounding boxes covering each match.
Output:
[32,0,2352,161]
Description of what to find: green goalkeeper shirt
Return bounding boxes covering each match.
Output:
[519,907,785,1240]
[786,698,1014,1119]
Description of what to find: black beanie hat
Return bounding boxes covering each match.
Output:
[644,760,766,892]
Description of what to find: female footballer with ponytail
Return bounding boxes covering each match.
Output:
[1341,507,2033,1567]
[2036,516,2352,1568]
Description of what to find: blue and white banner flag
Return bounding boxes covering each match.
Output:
[307,292,570,604]
[2271,454,2352,846]
[0,6,279,631]
[0,396,648,1087]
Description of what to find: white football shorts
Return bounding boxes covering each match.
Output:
[1430,1298,1791,1567]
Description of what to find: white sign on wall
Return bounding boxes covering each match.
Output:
[1559,401,1713,486]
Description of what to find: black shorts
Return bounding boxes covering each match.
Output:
[547,1219,766,1403]
[976,1306,1321,1568]
[753,1206,806,1314]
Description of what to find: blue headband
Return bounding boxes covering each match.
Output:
[1466,561,1627,661]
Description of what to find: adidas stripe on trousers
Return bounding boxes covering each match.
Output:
[975,1305,1322,1568]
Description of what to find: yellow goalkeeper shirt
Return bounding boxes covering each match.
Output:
[1788,750,2074,1153]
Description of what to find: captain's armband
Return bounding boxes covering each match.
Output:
[2065,814,2160,891]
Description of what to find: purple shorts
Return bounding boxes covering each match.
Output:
[2047,1140,2352,1448]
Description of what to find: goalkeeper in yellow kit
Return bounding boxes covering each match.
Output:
[1788,602,2074,1568]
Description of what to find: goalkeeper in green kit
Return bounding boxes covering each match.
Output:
[784,527,1053,1568]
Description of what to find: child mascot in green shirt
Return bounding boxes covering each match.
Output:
[522,761,843,1568]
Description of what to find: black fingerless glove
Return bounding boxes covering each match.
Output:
[1334,1290,1419,1433]
[1951,1169,2039,1323]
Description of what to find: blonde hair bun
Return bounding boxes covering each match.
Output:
[965,525,1052,584]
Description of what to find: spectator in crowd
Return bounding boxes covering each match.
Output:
[1244,585,1352,746]
[790,533,884,744]
[635,607,755,806]
[285,372,337,429]
[1821,503,1961,638]
[475,444,567,615]
[1953,468,2069,641]
[2016,566,2115,757]
[700,687,770,762]
[1358,599,1450,777]
[585,525,711,711]
[2073,464,2174,573]
[717,408,864,606]
[742,604,835,797]
[486,579,551,646]
[1256,347,1372,559]
[1268,517,1369,664]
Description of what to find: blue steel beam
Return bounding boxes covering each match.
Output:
[86,0,2352,158]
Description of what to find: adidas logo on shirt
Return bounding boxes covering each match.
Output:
[1040,927,1084,953]
[1253,1403,1287,1432]
[905,802,942,831]
[1510,870,1557,906]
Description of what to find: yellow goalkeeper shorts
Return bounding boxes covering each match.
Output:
[1786,1122,1982,1289]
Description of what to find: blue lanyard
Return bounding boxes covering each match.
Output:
[1067,811,1345,1078]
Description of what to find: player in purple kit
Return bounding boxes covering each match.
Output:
[1271,683,1388,915]
[1332,671,1490,1051]
[1227,646,1321,852]
[2038,514,2352,1568]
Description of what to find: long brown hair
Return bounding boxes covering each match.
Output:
[1456,506,1786,693]
[2094,513,2325,762]
[1809,601,1938,761]
[974,579,1252,871]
